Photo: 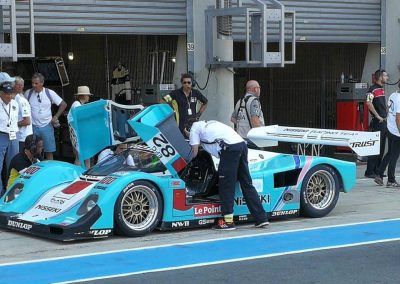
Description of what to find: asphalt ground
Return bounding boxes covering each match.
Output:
[0,161,399,283]
[92,241,400,284]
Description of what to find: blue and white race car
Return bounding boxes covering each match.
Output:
[0,100,380,241]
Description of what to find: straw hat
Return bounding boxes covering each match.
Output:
[74,86,93,96]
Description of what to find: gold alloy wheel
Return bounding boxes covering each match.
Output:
[120,185,159,231]
[305,170,336,210]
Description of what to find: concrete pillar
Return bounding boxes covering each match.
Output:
[361,44,380,85]
[189,0,235,125]
[382,0,400,95]
[173,35,188,86]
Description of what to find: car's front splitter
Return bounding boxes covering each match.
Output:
[0,206,112,241]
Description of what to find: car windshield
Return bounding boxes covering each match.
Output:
[85,147,166,176]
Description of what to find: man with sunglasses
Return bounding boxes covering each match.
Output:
[24,73,67,160]
[0,72,20,195]
[162,73,208,137]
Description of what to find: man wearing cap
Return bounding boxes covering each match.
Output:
[24,73,67,160]
[69,86,92,167]
[0,72,20,195]
[13,76,33,151]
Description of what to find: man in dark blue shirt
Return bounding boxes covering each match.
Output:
[162,73,208,136]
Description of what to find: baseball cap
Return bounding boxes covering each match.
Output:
[0,82,14,93]
[0,72,16,84]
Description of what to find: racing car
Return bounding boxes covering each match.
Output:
[0,100,380,241]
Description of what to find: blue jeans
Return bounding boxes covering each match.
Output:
[0,133,19,194]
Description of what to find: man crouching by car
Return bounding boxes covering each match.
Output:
[185,118,269,231]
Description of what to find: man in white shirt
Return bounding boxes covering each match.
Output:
[0,72,20,195]
[24,73,67,160]
[187,119,269,230]
[13,76,32,151]
[374,83,400,188]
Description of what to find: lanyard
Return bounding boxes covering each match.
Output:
[1,103,11,127]
[185,90,192,108]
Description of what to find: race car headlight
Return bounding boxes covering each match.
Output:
[76,194,99,216]
[86,199,96,212]
[4,183,24,203]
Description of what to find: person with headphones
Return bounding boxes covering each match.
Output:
[162,73,208,137]
[6,134,43,190]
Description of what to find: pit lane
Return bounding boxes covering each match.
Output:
[0,163,399,266]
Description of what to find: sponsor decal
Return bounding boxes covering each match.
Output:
[113,172,129,176]
[171,180,182,188]
[24,166,40,175]
[238,215,248,221]
[99,177,117,185]
[35,204,62,213]
[271,209,299,217]
[194,204,221,217]
[171,221,190,228]
[7,220,32,231]
[89,229,112,236]
[198,219,215,225]
[94,185,107,190]
[234,194,269,206]
[50,198,65,205]
[350,140,378,148]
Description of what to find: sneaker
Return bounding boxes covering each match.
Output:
[386,181,400,188]
[212,219,236,231]
[374,176,384,186]
[255,220,269,228]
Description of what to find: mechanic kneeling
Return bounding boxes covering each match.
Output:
[185,119,269,231]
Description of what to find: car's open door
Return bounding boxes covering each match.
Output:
[128,104,192,177]
[68,100,143,167]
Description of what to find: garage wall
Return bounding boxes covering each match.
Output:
[3,0,381,42]
[4,0,187,34]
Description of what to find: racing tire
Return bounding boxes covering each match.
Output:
[114,180,163,237]
[300,165,340,218]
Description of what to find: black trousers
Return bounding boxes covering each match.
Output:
[365,119,387,175]
[377,131,400,182]
[217,141,268,222]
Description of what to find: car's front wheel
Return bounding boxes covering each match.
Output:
[114,180,163,237]
[300,165,340,218]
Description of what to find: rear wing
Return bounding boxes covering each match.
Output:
[247,125,380,157]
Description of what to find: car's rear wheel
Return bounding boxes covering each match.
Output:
[114,180,163,237]
[300,165,340,218]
